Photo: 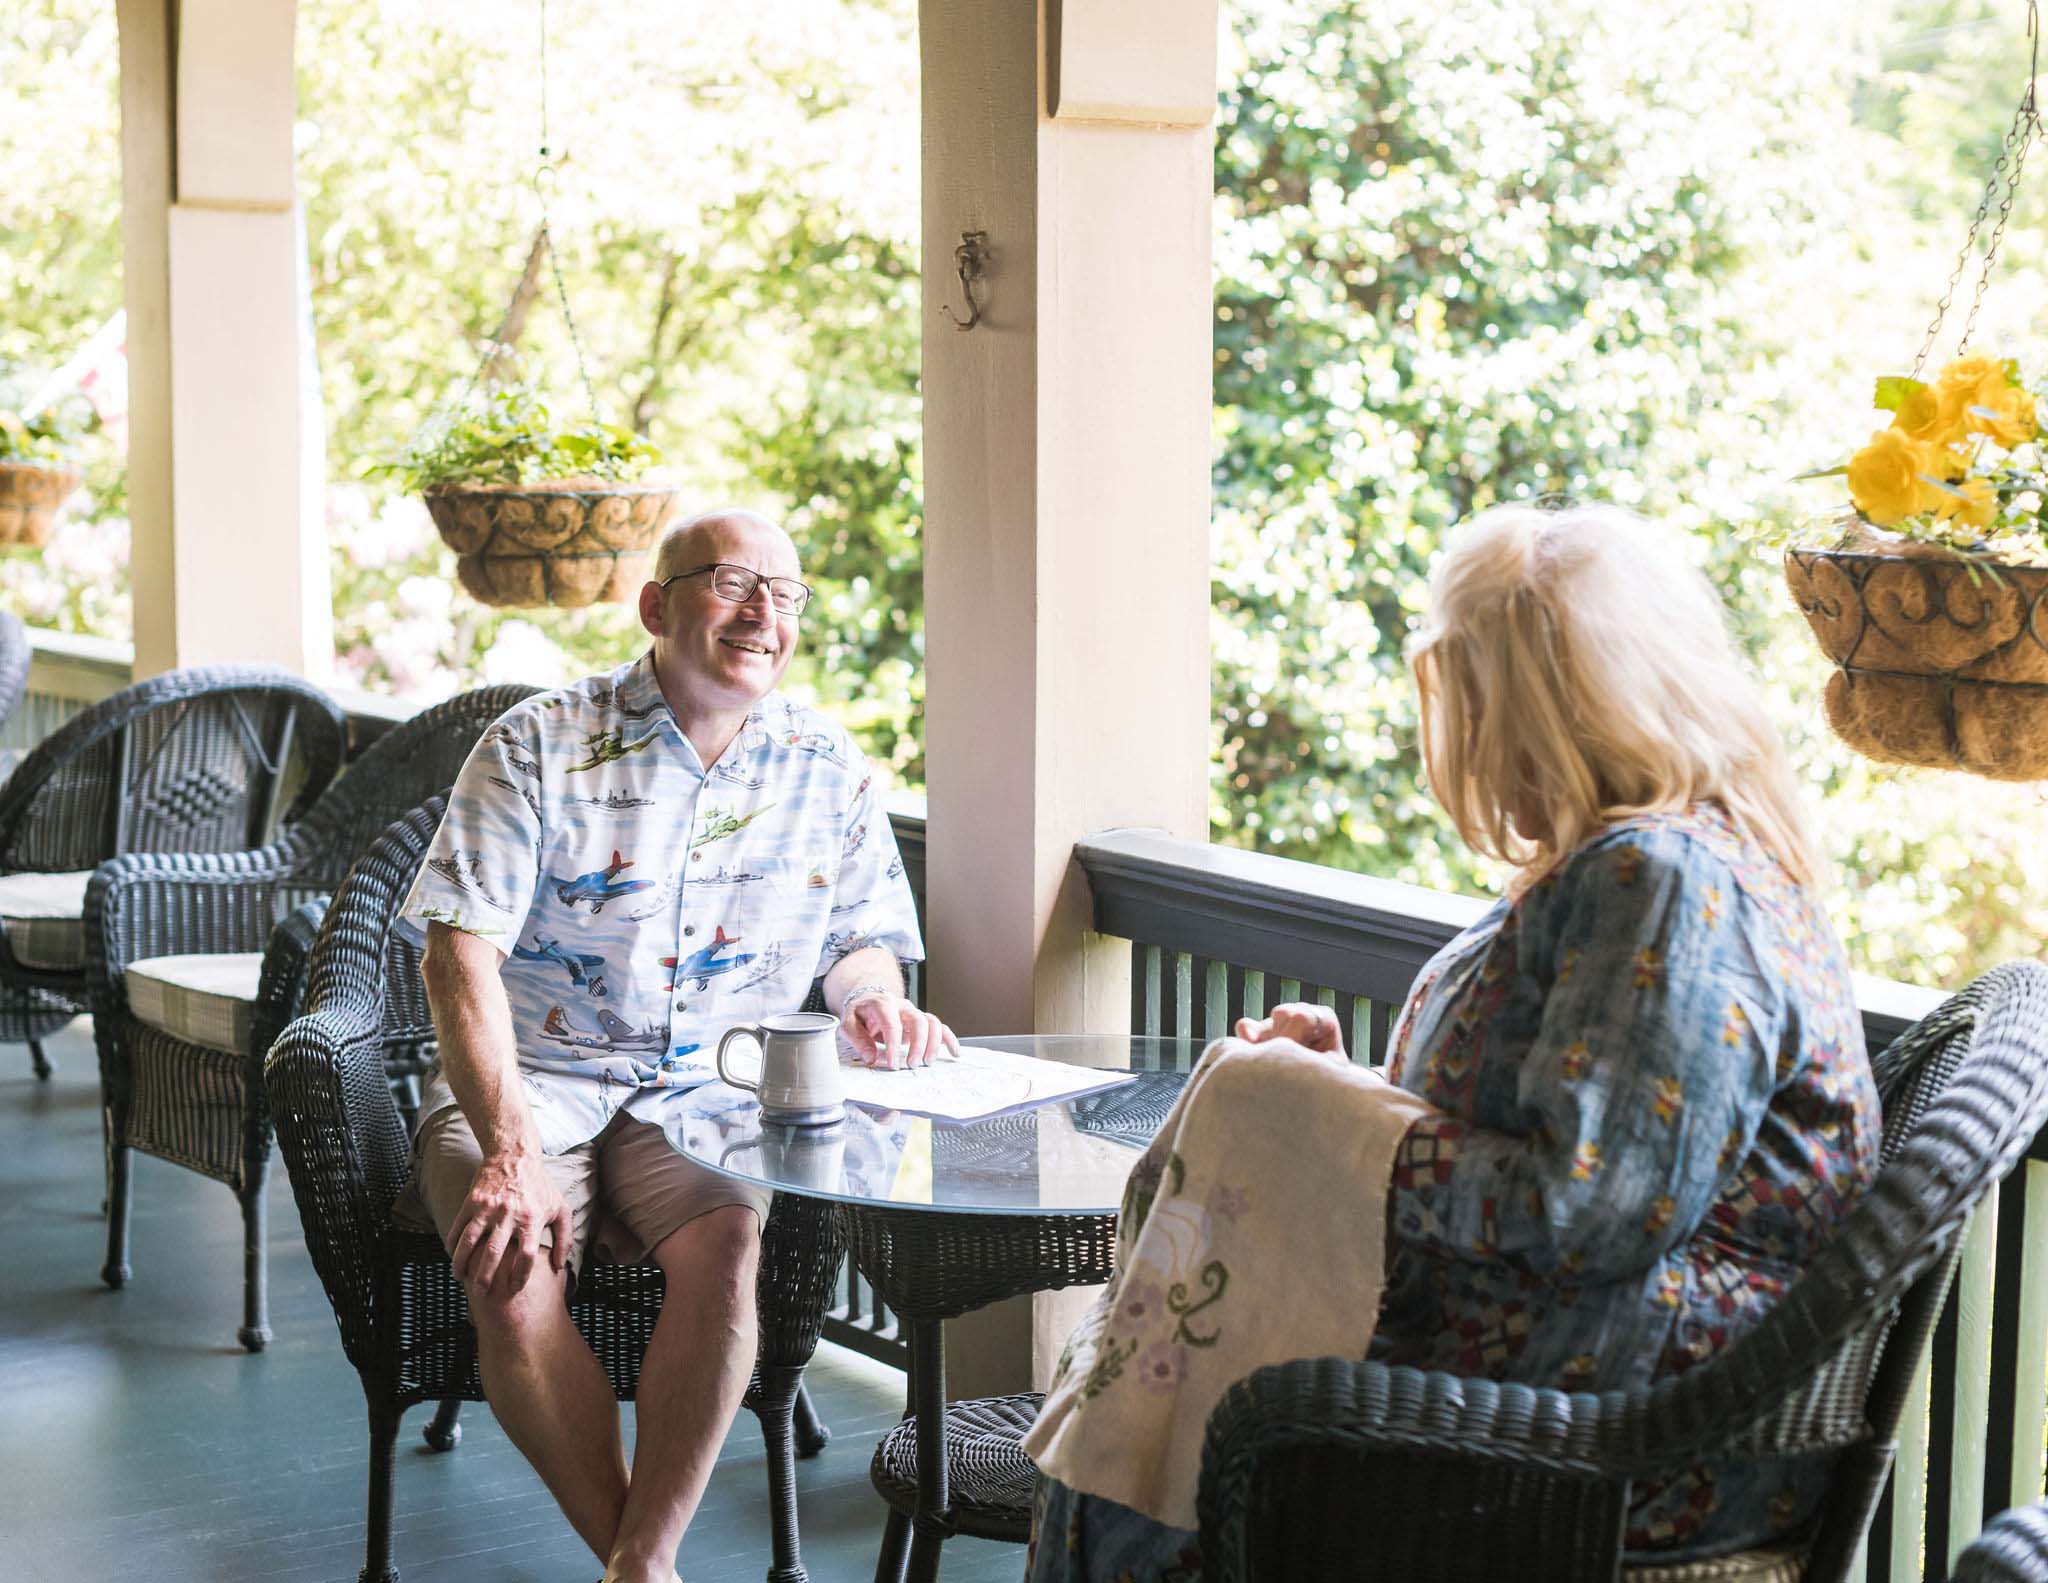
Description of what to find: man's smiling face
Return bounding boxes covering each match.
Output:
[645,511,803,713]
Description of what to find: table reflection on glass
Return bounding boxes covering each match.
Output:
[661,1034,1195,1583]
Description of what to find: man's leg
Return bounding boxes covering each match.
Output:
[467,1259,631,1562]
[600,1120,768,1583]
[411,1099,629,1562]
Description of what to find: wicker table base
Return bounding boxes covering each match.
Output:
[869,1391,1042,1548]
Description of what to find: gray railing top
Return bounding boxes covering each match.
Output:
[1077,826,1949,1051]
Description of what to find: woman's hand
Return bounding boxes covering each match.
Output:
[1234,1001,1347,1060]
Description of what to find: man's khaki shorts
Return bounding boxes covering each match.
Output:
[396,1102,771,1282]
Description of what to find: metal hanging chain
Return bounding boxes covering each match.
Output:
[461,0,604,423]
[1913,0,2044,375]
[534,0,604,424]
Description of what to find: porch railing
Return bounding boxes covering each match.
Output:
[1078,827,2042,1583]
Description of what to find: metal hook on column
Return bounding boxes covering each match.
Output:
[941,231,990,332]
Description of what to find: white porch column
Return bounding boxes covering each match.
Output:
[922,0,1217,1394]
[118,0,331,679]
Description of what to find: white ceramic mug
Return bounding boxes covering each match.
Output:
[717,1012,845,1125]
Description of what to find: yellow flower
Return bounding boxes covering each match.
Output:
[1935,475,1998,531]
[1937,355,2008,402]
[1847,428,1949,525]
[1892,383,1967,446]
[1966,382,2037,448]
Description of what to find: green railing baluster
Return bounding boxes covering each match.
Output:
[1889,1339,1934,1583]
[1175,953,1192,1047]
[2012,1162,2048,1507]
[1144,945,1163,1039]
[1206,959,1228,1042]
[1316,984,1336,1009]
[1278,977,1300,1003]
[1353,1000,1373,1063]
[1243,970,1264,1020]
[1947,1201,1999,1567]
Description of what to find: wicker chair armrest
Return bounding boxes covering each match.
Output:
[251,898,328,1066]
[84,842,305,996]
[265,1005,414,1369]
[1199,1359,1633,1582]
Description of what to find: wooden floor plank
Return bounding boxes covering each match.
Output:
[0,1021,1024,1582]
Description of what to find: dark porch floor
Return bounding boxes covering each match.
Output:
[0,1019,1022,1583]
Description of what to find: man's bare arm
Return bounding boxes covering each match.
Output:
[421,921,571,1294]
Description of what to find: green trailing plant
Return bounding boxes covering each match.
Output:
[377,386,661,492]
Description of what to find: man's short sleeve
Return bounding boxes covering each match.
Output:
[814,750,924,981]
[399,714,545,956]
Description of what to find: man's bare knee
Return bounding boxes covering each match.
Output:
[465,1267,570,1352]
[652,1206,760,1302]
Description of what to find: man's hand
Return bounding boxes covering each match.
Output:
[1234,1001,1347,1060]
[446,1148,573,1298]
[841,991,962,1070]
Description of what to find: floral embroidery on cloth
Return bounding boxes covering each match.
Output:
[1022,1036,1439,1531]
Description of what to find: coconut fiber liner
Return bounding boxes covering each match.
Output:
[1785,546,2048,780]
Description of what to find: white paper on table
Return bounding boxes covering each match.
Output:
[841,1045,1136,1122]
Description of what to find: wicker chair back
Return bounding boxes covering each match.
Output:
[282,683,537,900]
[0,665,345,875]
[1197,961,2048,1583]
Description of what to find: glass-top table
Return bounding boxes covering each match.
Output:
[659,1033,1193,1214]
[662,1034,1195,1583]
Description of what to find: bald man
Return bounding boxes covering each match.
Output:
[398,509,954,1583]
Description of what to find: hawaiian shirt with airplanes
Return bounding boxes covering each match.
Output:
[401,653,923,1155]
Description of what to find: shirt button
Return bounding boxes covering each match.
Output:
[691,851,702,862]
[676,999,689,1011]
[683,925,696,937]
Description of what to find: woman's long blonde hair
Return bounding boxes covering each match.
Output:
[1406,503,1822,892]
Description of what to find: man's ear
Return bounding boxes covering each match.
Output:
[637,581,667,639]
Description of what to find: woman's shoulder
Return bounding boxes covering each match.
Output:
[1539,806,1747,902]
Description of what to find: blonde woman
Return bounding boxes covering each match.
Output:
[1028,504,1881,1578]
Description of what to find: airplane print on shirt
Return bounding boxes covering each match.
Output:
[694,804,775,847]
[511,935,610,997]
[540,1004,666,1055]
[662,926,756,992]
[551,850,656,914]
[487,775,542,823]
[568,728,662,774]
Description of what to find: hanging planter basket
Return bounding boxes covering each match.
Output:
[0,461,81,548]
[1784,11,2048,779]
[424,476,677,608]
[1785,536,2048,781]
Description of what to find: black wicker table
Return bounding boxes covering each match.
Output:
[661,1034,1193,1583]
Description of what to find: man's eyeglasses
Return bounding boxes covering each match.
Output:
[659,563,813,615]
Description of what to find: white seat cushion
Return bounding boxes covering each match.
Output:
[0,870,91,971]
[127,952,266,1054]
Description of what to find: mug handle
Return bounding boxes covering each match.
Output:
[717,1025,766,1093]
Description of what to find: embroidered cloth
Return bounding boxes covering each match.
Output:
[1023,1036,1437,1530]
[400,652,922,1154]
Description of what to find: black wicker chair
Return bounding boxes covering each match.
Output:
[1197,961,2048,1583]
[0,664,346,1082]
[84,685,534,1349]
[265,798,847,1583]
[1952,1498,2048,1582]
